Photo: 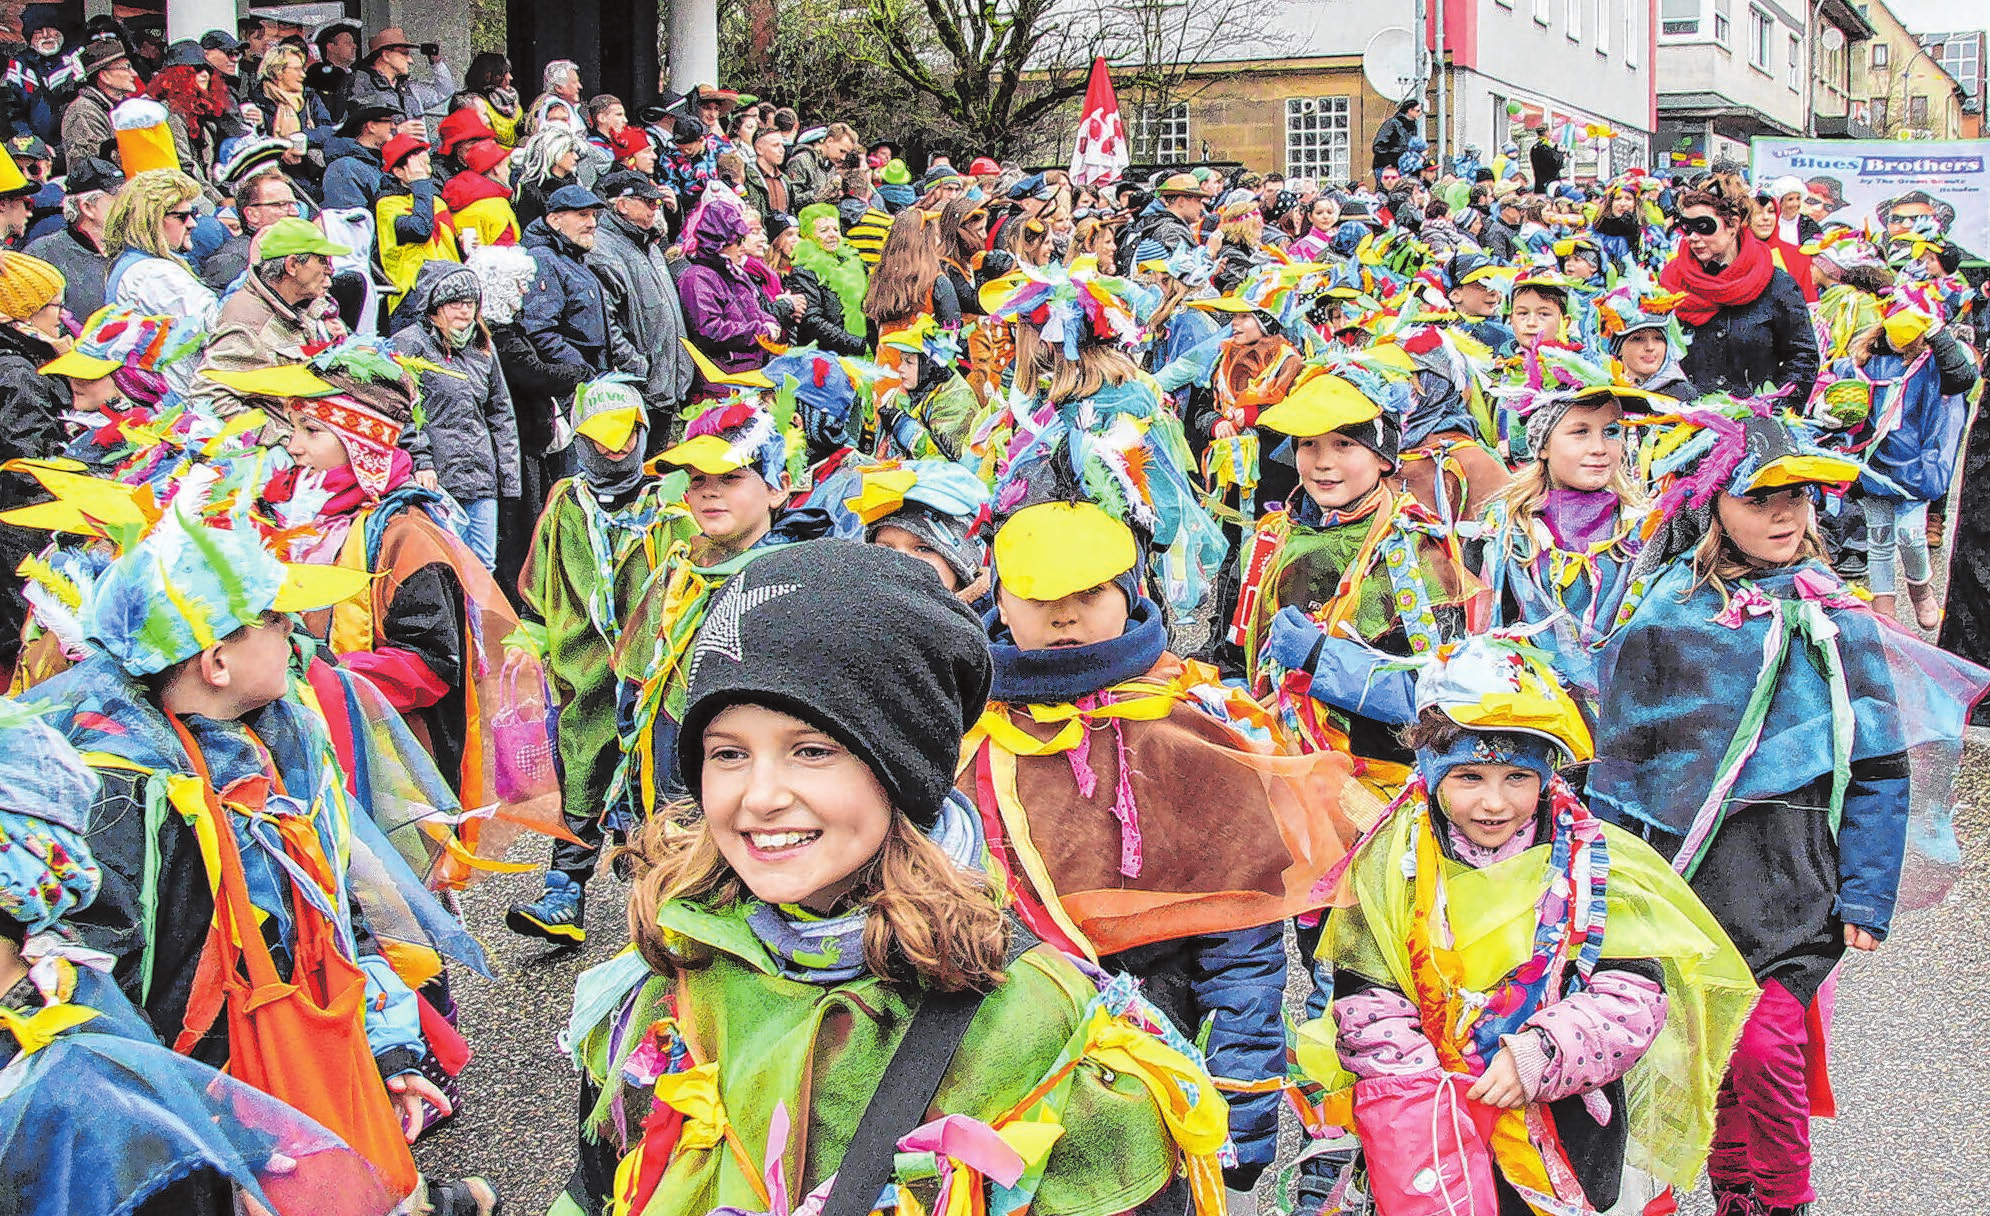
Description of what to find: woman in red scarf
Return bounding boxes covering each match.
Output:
[1660,188,1820,402]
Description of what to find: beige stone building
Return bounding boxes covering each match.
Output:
[1858,0,1968,139]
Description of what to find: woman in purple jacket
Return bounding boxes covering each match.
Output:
[674,191,783,399]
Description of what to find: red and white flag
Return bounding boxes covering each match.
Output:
[1069,57,1128,186]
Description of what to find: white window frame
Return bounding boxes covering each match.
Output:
[1284,96,1351,185]
[1132,102,1191,165]
[1749,8,1773,70]
[1627,0,1641,63]
[1568,0,1583,40]
[1714,0,1731,44]
[1595,0,1608,53]
[1788,32,1801,89]
[1871,42,1889,69]
[1535,0,1552,27]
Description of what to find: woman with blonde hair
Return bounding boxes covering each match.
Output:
[1208,195,1267,292]
[251,43,330,192]
[510,125,586,229]
[104,169,217,394]
[1066,214,1118,268]
[551,542,1227,1216]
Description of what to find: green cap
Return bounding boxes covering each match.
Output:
[256,217,351,262]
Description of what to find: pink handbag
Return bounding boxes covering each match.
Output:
[490,658,559,804]
[1352,1071,1502,1216]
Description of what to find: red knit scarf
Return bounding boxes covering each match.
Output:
[1659,232,1776,326]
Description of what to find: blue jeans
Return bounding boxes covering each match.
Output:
[1864,497,1930,596]
[451,496,499,571]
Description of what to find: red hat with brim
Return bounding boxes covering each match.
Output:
[461,138,508,176]
[382,134,428,171]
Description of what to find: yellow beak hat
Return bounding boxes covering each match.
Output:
[1414,633,1594,768]
[992,500,1139,602]
[571,375,648,452]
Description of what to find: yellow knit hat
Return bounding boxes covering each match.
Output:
[0,252,65,321]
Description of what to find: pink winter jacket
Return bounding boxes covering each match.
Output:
[1336,968,1667,1122]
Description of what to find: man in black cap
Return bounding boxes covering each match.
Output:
[26,155,120,317]
[523,183,611,463]
[587,170,694,432]
[321,103,401,210]
[310,18,361,120]
[58,38,138,168]
[15,4,79,142]
[199,30,255,114]
[659,114,721,208]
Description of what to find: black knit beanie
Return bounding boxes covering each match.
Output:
[676,540,994,826]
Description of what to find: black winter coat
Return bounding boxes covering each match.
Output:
[778,265,866,355]
[1371,112,1418,171]
[1678,266,1821,402]
[0,323,70,662]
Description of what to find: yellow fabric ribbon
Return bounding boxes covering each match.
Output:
[652,1062,731,1152]
[1081,1008,1230,1216]
[0,1001,99,1056]
[607,1061,772,1213]
[328,509,379,658]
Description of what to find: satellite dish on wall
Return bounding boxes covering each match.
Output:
[1821,26,1845,52]
[1364,28,1420,103]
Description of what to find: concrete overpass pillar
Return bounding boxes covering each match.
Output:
[668,0,717,94]
[168,0,243,43]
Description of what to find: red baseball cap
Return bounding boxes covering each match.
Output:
[968,156,1000,176]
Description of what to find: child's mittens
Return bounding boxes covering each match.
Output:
[1265,605,1328,675]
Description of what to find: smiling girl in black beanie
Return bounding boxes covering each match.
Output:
[553,540,1231,1216]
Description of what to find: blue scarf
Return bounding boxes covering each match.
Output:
[743,790,985,984]
[985,597,1169,704]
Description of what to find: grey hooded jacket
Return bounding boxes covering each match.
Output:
[388,260,523,501]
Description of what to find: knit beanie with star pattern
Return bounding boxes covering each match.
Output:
[676,539,993,826]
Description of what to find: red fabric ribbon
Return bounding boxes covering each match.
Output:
[1658,232,1776,326]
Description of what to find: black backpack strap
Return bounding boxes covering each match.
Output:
[818,984,985,1216]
